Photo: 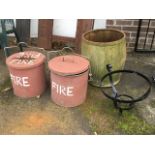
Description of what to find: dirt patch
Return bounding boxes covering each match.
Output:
[7,110,64,135]
[0,89,92,135]
[24,112,54,128]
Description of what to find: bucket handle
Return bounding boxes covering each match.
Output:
[61,47,93,81]
[4,42,46,58]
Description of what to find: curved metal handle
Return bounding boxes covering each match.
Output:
[61,47,74,53]
[106,64,118,97]
[88,66,93,81]
[4,46,19,57]
[61,47,93,81]
[17,42,28,48]
[18,42,45,51]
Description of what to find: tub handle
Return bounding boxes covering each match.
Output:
[62,47,94,81]
[61,47,90,62]
[61,47,74,53]
[4,46,19,57]
[88,67,93,82]
[61,47,89,60]
[61,47,94,81]
[4,42,46,58]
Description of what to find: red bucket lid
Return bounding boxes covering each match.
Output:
[6,51,46,69]
[48,55,89,75]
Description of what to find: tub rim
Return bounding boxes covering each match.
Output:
[82,28,126,46]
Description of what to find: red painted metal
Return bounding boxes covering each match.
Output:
[6,51,46,98]
[48,55,89,107]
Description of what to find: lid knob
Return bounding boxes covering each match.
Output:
[62,56,74,63]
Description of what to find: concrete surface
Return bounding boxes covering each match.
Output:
[1,50,155,135]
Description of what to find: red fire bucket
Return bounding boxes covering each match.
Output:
[6,51,46,98]
[48,55,89,107]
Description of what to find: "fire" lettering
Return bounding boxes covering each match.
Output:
[10,74,30,87]
[52,81,73,96]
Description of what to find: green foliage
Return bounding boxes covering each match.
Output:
[80,86,155,135]
[117,111,155,134]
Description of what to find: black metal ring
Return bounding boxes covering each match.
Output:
[115,94,134,110]
[100,69,152,103]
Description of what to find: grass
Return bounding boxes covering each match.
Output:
[79,85,155,135]
[117,111,155,134]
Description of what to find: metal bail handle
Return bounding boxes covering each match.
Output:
[61,46,74,53]
[46,47,73,61]
[4,42,45,58]
[61,47,93,81]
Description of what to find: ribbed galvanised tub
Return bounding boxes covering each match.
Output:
[81,29,126,87]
